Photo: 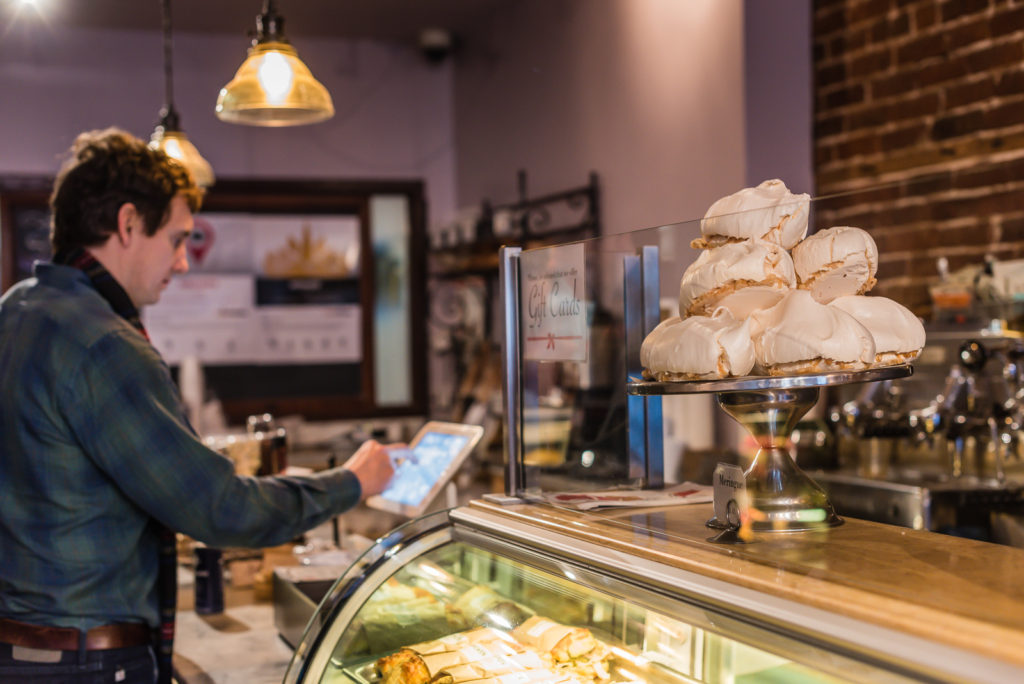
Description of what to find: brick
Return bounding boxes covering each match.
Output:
[990,7,1024,37]
[814,40,828,62]
[953,163,1014,188]
[837,133,882,158]
[815,145,836,166]
[883,123,929,150]
[847,27,870,52]
[848,106,889,129]
[945,77,996,109]
[824,83,867,109]
[815,115,846,137]
[941,0,993,23]
[916,3,939,29]
[967,41,1024,73]
[872,70,920,98]
[946,16,993,48]
[877,256,911,280]
[995,67,1024,95]
[859,184,904,203]
[816,6,849,34]
[906,172,954,195]
[897,33,948,64]
[826,35,845,59]
[1001,217,1024,241]
[816,63,848,87]
[875,227,931,252]
[917,59,969,87]
[850,0,891,24]
[888,203,935,224]
[987,99,1024,129]
[887,92,942,121]
[931,109,986,140]
[851,48,892,77]
[941,223,998,248]
[937,189,1024,218]
[871,12,911,41]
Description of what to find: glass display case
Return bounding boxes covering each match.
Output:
[284,502,1023,683]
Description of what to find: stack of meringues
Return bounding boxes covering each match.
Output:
[642,179,925,380]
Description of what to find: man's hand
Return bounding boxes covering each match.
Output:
[343,439,396,499]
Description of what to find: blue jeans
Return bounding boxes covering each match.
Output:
[0,641,157,683]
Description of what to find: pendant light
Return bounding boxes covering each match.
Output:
[215,0,334,127]
[148,0,215,187]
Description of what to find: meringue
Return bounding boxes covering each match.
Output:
[712,286,787,320]
[693,179,810,250]
[793,226,879,303]
[830,295,925,366]
[679,240,795,318]
[750,290,875,375]
[641,310,754,381]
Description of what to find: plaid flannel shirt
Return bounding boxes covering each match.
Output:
[0,262,361,631]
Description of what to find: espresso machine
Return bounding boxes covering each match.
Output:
[812,324,1024,544]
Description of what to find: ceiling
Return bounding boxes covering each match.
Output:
[3,0,506,43]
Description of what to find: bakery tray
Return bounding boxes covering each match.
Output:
[626,364,913,395]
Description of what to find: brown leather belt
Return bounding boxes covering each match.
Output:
[0,617,152,651]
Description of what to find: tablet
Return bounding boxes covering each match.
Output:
[365,421,484,518]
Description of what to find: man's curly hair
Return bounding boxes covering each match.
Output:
[50,127,203,253]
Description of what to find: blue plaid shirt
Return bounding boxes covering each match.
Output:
[0,263,361,631]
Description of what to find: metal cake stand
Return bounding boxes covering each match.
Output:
[628,365,914,532]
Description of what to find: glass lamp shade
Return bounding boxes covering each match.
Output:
[149,128,216,188]
[215,41,334,126]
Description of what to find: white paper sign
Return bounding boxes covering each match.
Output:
[143,275,259,364]
[144,275,362,365]
[520,243,587,362]
[256,304,361,363]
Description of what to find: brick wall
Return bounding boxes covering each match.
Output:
[813,0,1024,315]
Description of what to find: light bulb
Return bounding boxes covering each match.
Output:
[257,50,294,104]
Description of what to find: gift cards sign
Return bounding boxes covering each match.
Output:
[520,243,588,362]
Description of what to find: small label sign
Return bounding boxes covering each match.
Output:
[713,463,747,528]
[520,243,588,362]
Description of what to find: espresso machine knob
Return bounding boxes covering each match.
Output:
[958,339,987,372]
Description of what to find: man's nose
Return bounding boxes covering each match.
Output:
[173,250,190,274]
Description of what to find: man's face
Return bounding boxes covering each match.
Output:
[124,195,193,308]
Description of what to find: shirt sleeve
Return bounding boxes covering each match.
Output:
[63,328,363,548]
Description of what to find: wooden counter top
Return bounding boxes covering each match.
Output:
[468,500,1024,670]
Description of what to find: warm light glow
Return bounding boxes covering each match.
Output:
[215,42,333,127]
[610,646,649,668]
[149,129,215,188]
[257,50,293,103]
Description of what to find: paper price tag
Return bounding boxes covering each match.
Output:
[712,463,747,528]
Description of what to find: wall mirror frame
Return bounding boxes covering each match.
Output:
[0,176,428,423]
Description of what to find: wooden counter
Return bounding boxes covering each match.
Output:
[468,500,1024,670]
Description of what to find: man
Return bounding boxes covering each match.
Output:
[0,129,395,683]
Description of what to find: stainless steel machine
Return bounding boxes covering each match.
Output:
[814,323,1024,542]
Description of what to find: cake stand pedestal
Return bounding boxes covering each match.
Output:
[627,365,913,532]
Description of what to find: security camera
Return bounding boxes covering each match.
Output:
[419,28,454,64]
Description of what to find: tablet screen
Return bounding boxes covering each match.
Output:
[379,431,472,507]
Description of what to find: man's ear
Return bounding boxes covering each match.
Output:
[115,203,140,247]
